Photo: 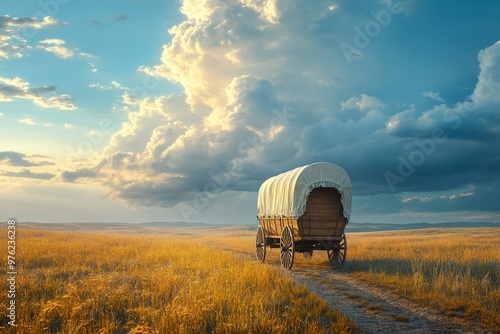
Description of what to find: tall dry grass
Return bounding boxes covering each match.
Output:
[205,227,500,332]
[346,228,500,331]
[0,229,357,333]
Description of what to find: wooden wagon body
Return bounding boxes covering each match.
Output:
[255,162,352,270]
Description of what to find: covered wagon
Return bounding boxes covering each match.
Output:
[255,162,352,270]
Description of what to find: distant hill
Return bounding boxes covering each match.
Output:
[13,221,254,235]
[6,220,499,234]
[346,221,500,233]
[141,221,210,228]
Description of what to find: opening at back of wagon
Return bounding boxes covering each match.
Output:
[299,187,347,239]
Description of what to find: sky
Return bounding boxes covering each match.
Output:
[1,0,499,225]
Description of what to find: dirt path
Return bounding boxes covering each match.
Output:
[209,243,490,334]
[282,263,489,334]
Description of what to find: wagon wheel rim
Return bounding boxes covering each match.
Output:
[303,249,313,260]
[255,225,266,262]
[328,233,347,267]
[280,226,295,270]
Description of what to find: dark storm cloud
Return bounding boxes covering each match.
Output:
[62,1,500,220]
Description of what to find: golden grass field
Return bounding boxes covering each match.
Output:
[204,227,500,332]
[0,228,357,333]
[346,228,500,331]
[1,225,499,333]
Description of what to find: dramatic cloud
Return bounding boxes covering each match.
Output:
[62,0,500,220]
[0,15,64,59]
[382,41,500,193]
[0,76,77,110]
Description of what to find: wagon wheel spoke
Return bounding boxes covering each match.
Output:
[328,233,347,267]
[255,225,266,262]
[280,226,295,270]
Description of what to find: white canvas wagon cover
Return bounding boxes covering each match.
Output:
[257,162,352,219]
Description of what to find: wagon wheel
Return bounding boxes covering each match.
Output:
[255,225,266,262]
[303,249,313,260]
[328,233,347,267]
[280,226,295,270]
